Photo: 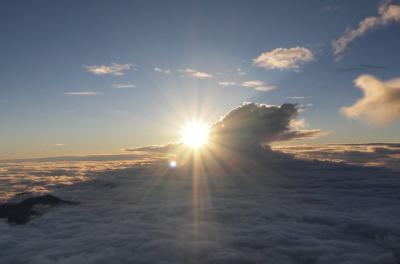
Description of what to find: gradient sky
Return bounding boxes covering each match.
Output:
[1,0,400,159]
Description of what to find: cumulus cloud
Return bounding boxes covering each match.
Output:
[111,84,136,89]
[341,74,400,125]
[218,80,276,91]
[253,47,314,70]
[64,91,100,96]
[210,102,325,149]
[332,0,400,57]
[154,67,171,74]
[181,68,215,79]
[85,63,133,76]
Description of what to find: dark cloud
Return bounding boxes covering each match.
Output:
[210,102,325,149]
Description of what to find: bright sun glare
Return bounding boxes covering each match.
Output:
[181,122,210,149]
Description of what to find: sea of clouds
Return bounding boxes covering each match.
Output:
[1,146,400,264]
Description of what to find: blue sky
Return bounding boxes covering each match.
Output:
[1,0,400,159]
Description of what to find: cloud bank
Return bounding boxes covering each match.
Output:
[253,47,314,70]
[85,63,133,76]
[210,102,325,149]
[333,0,400,57]
[341,74,400,125]
[275,143,400,171]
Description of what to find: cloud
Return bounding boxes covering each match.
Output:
[64,91,100,96]
[332,0,400,57]
[218,81,237,86]
[53,144,65,147]
[241,80,276,91]
[341,74,400,125]
[85,63,133,76]
[210,102,325,149]
[2,144,400,263]
[154,67,171,74]
[111,84,136,89]
[218,80,276,92]
[287,96,306,100]
[181,68,214,79]
[253,47,314,70]
[274,143,400,170]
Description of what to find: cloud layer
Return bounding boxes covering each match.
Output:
[253,47,314,70]
[274,143,400,171]
[1,147,400,263]
[341,74,400,125]
[85,63,133,76]
[332,0,400,56]
[210,102,324,149]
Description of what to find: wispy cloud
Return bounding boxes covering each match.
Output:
[218,80,276,91]
[53,144,65,147]
[64,91,100,96]
[241,80,276,91]
[253,47,314,70]
[332,0,400,57]
[181,68,214,79]
[218,81,237,87]
[218,80,276,92]
[154,67,171,74]
[111,84,136,89]
[341,74,400,125]
[287,96,306,100]
[85,63,133,76]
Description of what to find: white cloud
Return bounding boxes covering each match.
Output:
[218,80,276,92]
[64,91,100,96]
[332,0,400,57]
[181,68,214,79]
[85,63,133,76]
[253,47,314,70]
[240,80,276,91]
[218,81,237,86]
[53,144,65,147]
[111,84,136,89]
[341,74,400,125]
[154,67,171,74]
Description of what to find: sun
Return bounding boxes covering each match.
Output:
[181,122,210,149]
